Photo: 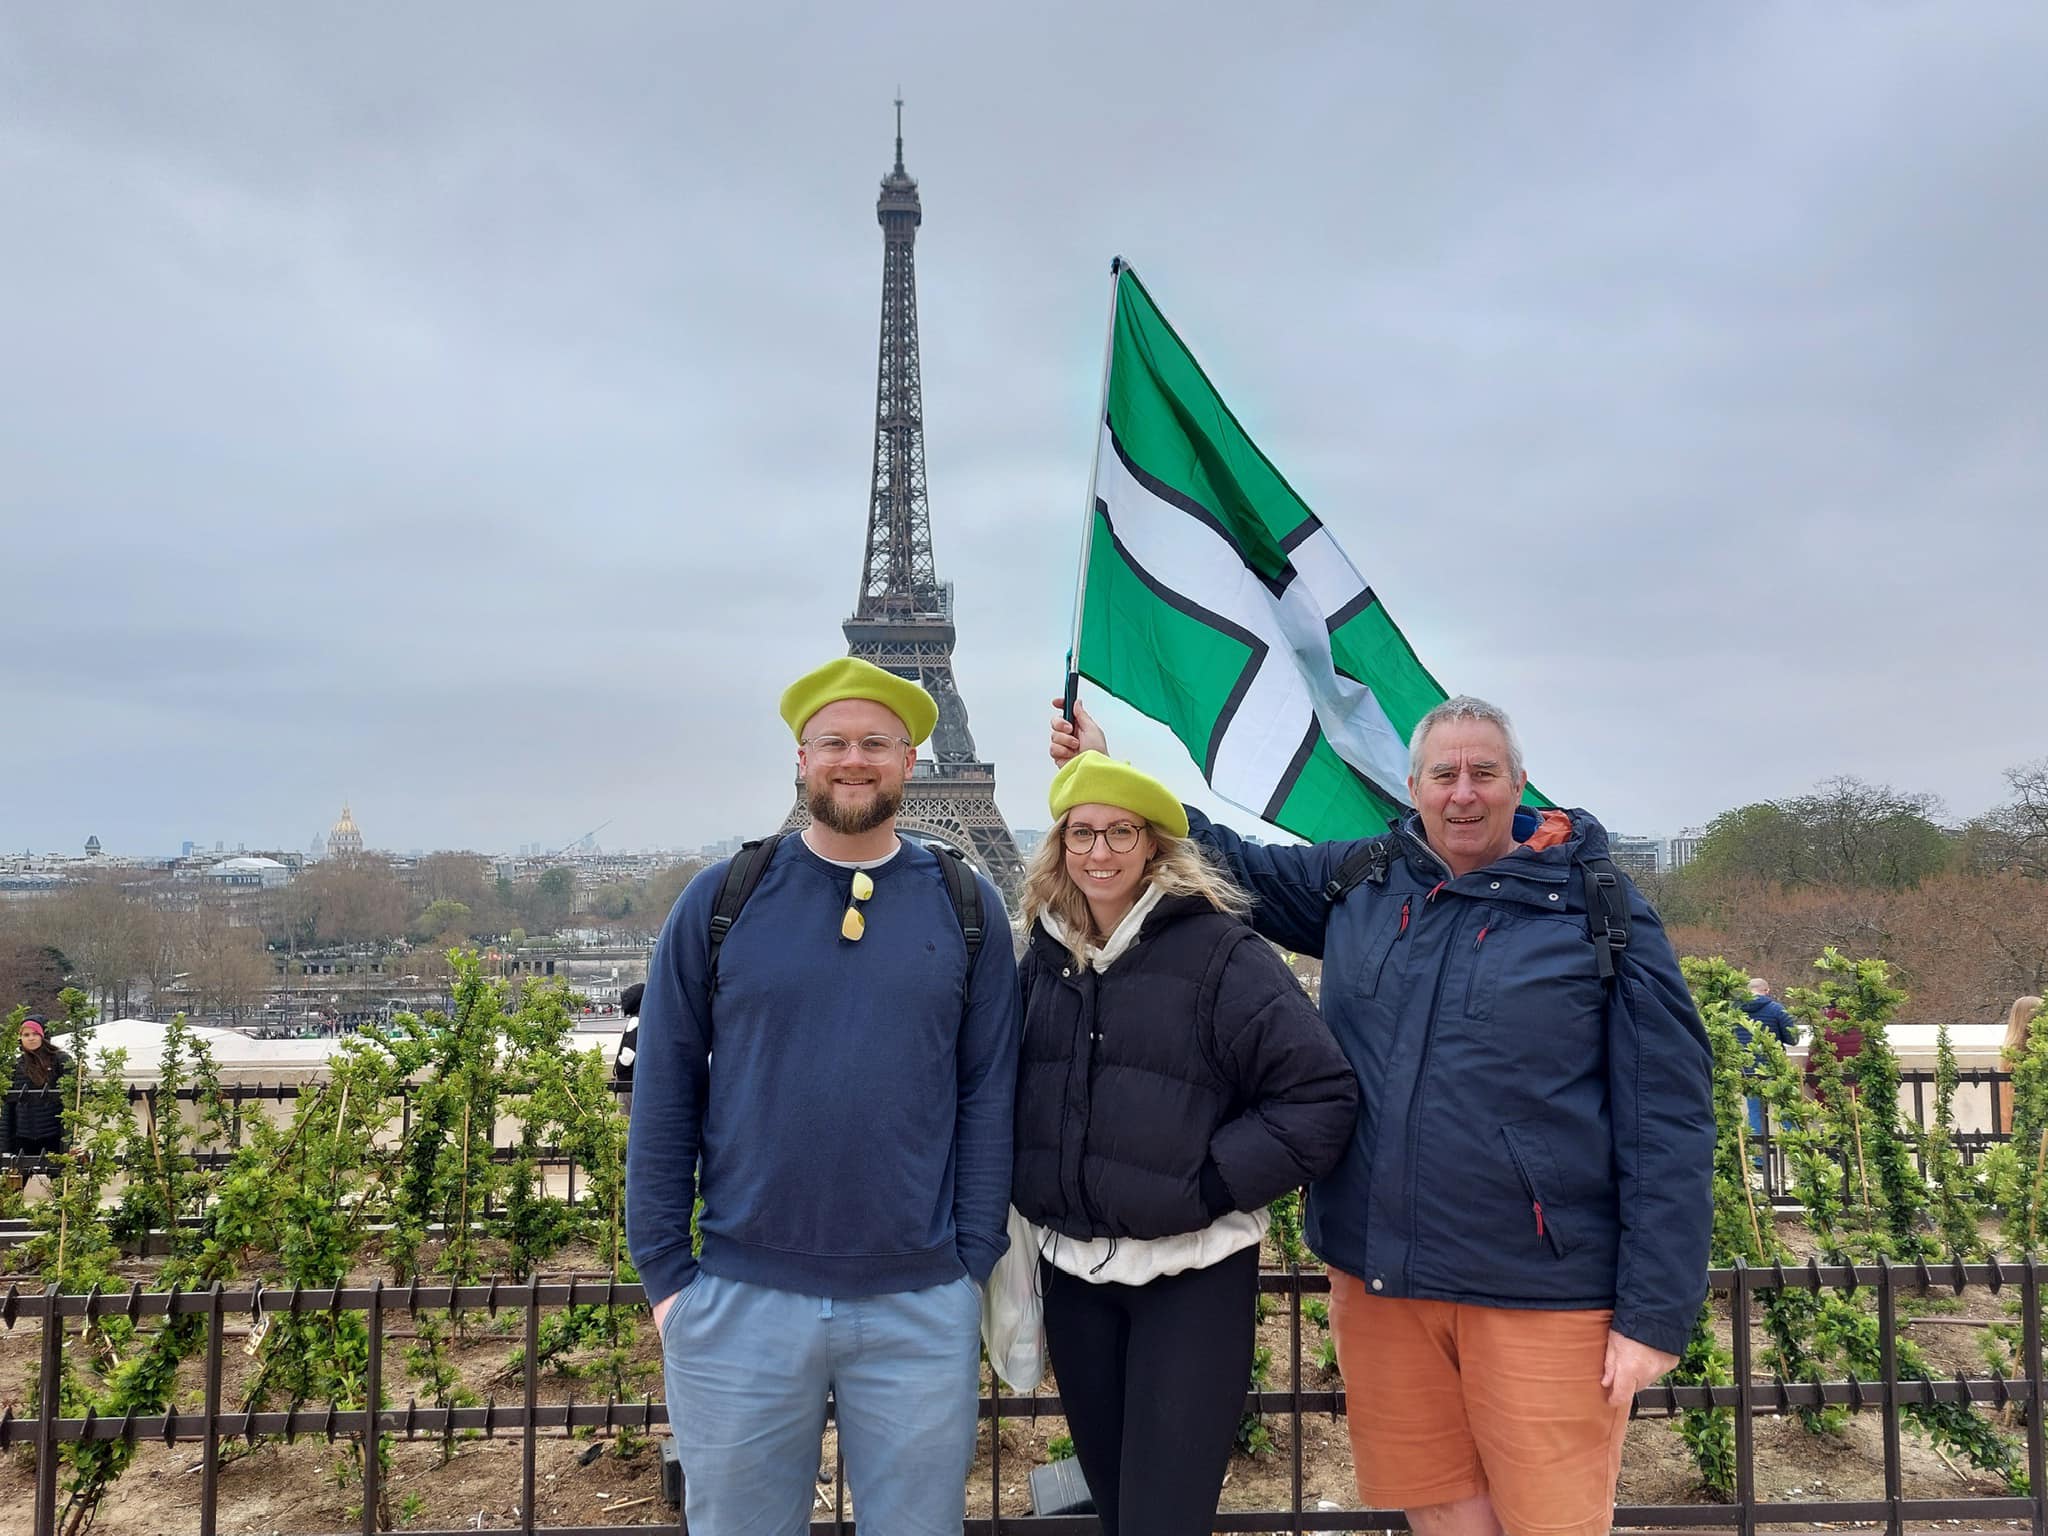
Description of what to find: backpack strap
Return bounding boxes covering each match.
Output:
[708,834,785,987]
[1578,855,1632,983]
[1322,834,1395,905]
[934,846,986,965]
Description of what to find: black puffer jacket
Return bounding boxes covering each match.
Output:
[0,1048,74,1153]
[1013,894,1358,1241]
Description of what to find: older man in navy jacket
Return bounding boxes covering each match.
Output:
[1054,694,1712,1536]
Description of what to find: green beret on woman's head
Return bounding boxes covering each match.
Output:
[1047,751,1189,837]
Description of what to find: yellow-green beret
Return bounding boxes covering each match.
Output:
[1048,751,1190,838]
[779,657,938,746]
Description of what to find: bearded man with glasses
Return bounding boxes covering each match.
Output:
[628,656,1020,1536]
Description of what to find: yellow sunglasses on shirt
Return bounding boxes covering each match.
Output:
[841,869,875,941]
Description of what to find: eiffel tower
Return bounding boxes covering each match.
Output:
[783,104,1026,899]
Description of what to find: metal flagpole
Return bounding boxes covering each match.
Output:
[1062,255,1127,725]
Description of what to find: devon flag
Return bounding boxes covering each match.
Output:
[1072,262,1545,841]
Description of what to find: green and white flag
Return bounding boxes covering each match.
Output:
[1072,263,1545,841]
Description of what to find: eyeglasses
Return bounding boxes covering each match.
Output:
[803,735,912,762]
[841,868,875,941]
[1063,821,1144,855]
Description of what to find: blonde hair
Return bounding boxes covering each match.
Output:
[2005,995,2046,1062]
[1018,816,1251,966]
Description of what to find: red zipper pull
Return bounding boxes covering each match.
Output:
[1476,924,1490,947]
[1398,898,1411,934]
[1533,1201,1545,1239]
[1426,880,1446,902]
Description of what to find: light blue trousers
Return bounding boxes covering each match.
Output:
[659,1271,982,1536]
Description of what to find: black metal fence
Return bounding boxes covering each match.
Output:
[1735,1066,2014,1207]
[7,1260,2048,1536]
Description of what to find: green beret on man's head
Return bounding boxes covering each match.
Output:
[1047,751,1190,838]
[779,657,938,746]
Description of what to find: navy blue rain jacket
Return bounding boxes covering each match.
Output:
[1189,805,1713,1357]
[1737,994,1799,1053]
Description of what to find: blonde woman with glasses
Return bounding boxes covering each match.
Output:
[1011,752,1356,1536]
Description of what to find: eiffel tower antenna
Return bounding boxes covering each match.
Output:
[782,106,1026,899]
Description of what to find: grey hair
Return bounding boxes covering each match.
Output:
[1407,696,1526,783]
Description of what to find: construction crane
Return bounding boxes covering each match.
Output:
[552,820,613,857]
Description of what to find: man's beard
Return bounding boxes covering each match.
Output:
[808,780,902,836]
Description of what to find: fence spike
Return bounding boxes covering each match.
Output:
[162,1405,177,1445]
[125,1281,143,1321]
[2,1282,17,1329]
[487,1277,500,1319]
[1989,1253,2006,1294]
[1952,1252,1969,1294]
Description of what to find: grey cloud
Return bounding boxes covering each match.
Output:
[3,1,2044,857]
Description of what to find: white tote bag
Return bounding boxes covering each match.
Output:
[980,1205,1045,1391]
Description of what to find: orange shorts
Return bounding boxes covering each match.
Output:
[1328,1270,1629,1536]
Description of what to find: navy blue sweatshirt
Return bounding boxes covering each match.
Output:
[625,835,1020,1308]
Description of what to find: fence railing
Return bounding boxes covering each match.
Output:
[7,1260,2048,1536]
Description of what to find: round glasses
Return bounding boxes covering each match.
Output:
[1063,821,1144,855]
[803,734,911,762]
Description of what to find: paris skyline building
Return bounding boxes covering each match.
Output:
[781,106,1026,898]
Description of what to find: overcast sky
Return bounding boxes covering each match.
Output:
[4,3,2045,859]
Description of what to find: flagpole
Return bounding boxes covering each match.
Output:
[1063,255,1126,725]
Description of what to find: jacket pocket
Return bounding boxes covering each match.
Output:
[1501,1123,1570,1259]
[1463,910,1510,1020]
[1349,899,1409,1000]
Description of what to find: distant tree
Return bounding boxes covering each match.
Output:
[178,901,272,1023]
[1885,872,2048,1019]
[1964,759,2048,879]
[288,858,410,950]
[1687,777,1954,890]
[0,937,68,1016]
[522,866,577,935]
[410,852,493,906]
[582,884,639,924]
[45,872,161,1018]
[636,861,706,933]
[411,899,475,946]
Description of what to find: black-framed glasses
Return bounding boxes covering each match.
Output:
[1063,821,1144,855]
[841,868,876,941]
[804,734,912,762]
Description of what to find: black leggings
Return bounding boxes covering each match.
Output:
[1041,1246,1258,1536]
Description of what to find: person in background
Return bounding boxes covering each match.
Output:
[1013,752,1357,1536]
[1737,978,1800,1148]
[2000,995,2044,1136]
[1,1015,75,1163]
[1804,1005,1865,1099]
[615,981,644,1087]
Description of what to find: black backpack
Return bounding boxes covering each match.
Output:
[1321,833,1632,982]
[707,833,986,986]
